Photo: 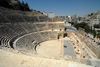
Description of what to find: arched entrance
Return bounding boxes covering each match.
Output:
[58,33,63,39]
[64,28,67,31]
[64,33,67,37]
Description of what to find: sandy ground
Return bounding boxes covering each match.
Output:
[36,40,62,58]
[36,37,72,59]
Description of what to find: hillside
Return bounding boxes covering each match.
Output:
[0,0,31,11]
[0,7,49,24]
[83,11,100,19]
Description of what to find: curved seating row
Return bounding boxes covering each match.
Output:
[0,22,63,52]
[16,34,36,52]
[22,15,39,22]
[77,32,100,59]
[15,31,58,52]
[0,14,10,23]
[0,8,49,23]
[6,14,25,22]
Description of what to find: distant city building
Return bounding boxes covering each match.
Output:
[56,15,78,22]
[72,18,78,23]
[71,15,76,19]
[47,12,55,18]
[97,14,100,21]
[43,12,55,18]
[56,16,69,21]
[68,16,71,22]
[43,11,48,16]
[97,14,100,27]
[65,22,71,27]
[83,15,90,19]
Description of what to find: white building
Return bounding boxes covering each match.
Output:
[43,12,55,18]
[43,12,48,16]
[68,16,71,22]
[65,22,71,27]
[47,12,55,18]
[97,14,100,21]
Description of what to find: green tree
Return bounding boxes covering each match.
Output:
[74,22,87,30]
[73,22,98,38]
[79,22,87,28]
[24,2,30,11]
[84,25,90,33]
[92,29,96,38]
[71,22,74,25]
[17,0,22,9]
[74,23,79,30]
[0,0,31,11]
[21,1,25,11]
[90,26,92,33]
[94,24,99,28]
[97,33,100,39]
[0,0,11,8]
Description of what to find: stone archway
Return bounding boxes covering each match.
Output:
[58,33,63,39]
[64,33,67,37]
[64,28,67,31]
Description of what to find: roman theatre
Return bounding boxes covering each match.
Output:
[0,8,100,67]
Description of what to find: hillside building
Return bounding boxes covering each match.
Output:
[43,12,48,16]
[47,12,55,18]
[43,12,55,18]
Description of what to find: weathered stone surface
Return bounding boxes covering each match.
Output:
[0,49,93,67]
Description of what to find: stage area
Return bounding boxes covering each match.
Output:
[36,40,62,58]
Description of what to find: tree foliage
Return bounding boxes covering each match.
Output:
[0,0,11,8]
[84,25,90,33]
[69,22,74,25]
[74,22,87,30]
[0,0,30,11]
[94,24,99,28]
[97,33,100,39]
[74,22,97,38]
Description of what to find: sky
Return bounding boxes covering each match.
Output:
[19,0,100,16]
